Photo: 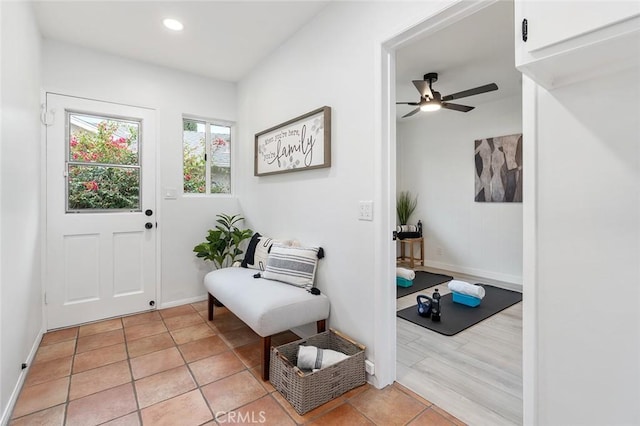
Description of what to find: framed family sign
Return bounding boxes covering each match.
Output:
[254,106,331,176]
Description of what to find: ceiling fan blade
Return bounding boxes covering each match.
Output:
[402,108,421,118]
[442,83,498,101]
[412,80,434,99]
[396,102,420,105]
[442,102,474,112]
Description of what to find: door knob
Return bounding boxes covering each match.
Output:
[145,222,153,229]
[145,209,153,216]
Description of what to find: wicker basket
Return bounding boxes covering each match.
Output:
[270,328,366,415]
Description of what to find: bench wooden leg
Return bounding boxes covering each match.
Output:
[208,293,214,321]
[317,319,326,333]
[261,336,271,381]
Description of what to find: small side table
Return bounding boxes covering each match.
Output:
[397,237,424,268]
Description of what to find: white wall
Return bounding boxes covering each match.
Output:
[397,95,523,285]
[0,2,44,422]
[237,1,456,386]
[533,68,639,425]
[42,40,240,307]
[239,0,639,422]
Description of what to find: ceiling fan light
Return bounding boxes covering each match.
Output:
[163,18,184,31]
[420,102,441,112]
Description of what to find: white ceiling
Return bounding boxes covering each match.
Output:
[32,1,330,82]
[33,1,520,110]
[395,1,521,120]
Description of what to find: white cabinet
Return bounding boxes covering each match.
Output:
[515,0,640,89]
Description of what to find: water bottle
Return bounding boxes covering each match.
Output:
[417,220,423,237]
[431,288,441,322]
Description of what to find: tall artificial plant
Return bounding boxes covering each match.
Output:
[193,214,253,269]
[397,191,418,225]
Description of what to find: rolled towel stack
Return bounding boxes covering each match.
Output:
[396,267,415,280]
[297,345,349,372]
[396,224,418,233]
[448,280,486,299]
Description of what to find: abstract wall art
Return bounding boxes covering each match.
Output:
[474,133,522,202]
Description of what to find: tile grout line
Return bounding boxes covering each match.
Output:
[344,399,379,425]
[198,303,302,425]
[173,304,219,425]
[121,308,203,423]
[62,326,80,425]
[193,303,265,425]
[121,317,144,426]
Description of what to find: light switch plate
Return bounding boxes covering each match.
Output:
[164,187,177,200]
[358,201,373,221]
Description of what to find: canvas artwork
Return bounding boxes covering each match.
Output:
[254,106,331,177]
[474,133,522,202]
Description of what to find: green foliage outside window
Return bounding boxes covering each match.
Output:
[183,121,198,131]
[68,119,140,210]
[183,120,231,194]
[183,141,207,193]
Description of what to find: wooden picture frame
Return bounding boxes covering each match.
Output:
[254,106,331,176]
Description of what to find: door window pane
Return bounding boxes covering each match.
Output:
[69,114,139,165]
[68,165,140,210]
[67,113,141,212]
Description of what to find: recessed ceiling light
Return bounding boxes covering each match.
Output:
[163,18,184,31]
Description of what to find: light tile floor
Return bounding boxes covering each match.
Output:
[10,301,466,425]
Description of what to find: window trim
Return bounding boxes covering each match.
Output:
[182,115,235,197]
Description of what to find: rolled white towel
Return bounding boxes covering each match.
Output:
[396,224,418,233]
[396,267,415,280]
[448,280,485,299]
[297,345,349,371]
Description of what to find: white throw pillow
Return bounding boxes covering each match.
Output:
[242,233,296,271]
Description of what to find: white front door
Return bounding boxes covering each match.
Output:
[45,94,157,329]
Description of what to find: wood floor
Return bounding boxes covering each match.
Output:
[396,267,523,426]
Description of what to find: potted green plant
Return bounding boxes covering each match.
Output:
[193,213,254,269]
[397,191,418,225]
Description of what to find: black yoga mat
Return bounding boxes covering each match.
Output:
[396,271,453,298]
[397,285,522,336]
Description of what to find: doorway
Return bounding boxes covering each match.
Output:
[379,1,524,424]
[45,94,158,329]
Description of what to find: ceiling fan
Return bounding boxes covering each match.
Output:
[397,72,498,118]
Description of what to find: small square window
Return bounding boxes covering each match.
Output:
[183,118,232,194]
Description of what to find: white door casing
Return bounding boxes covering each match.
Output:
[45,94,157,329]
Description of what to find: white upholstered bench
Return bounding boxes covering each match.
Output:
[204,267,330,380]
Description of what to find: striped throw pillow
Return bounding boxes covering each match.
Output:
[262,244,320,289]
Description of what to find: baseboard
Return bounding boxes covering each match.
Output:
[159,294,207,310]
[1,327,44,425]
[424,260,523,291]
